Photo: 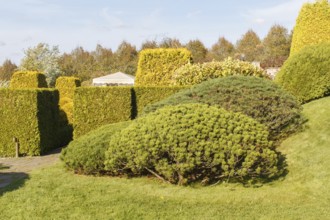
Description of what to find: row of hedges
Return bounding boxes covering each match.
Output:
[73,86,186,138]
[0,89,61,157]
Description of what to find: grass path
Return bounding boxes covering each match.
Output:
[0,97,330,219]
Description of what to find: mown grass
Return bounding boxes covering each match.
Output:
[0,97,330,219]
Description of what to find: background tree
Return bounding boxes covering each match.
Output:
[113,41,138,75]
[207,37,235,61]
[261,25,291,68]
[59,47,96,82]
[236,30,263,62]
[92,44,115,77]
[140,40,158,50]
[159,37,182,48]
[20,43,62,86]
[185,39,208,63]
[0,59,17,81]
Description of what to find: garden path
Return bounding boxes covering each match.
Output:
[0,148,61,189]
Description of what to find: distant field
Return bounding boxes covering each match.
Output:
[0,97,330,219]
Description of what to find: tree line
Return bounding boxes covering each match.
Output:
[0,24,291,85]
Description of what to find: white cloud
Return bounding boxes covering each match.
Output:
[0,41,6,47]
[100,7,130,29]
[245,0,312,26]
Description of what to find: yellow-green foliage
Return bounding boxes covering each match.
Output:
[10,71,48,89]
[276,43,330,103]
[55,76,81,100]
[290,0,330,56]
[73,86,186,138]
[174,57,268,85]
[0,89,60,157]
[55,76,81,124]
[135,48,192,86]
[73,87,132,138]
[132,86,187,117]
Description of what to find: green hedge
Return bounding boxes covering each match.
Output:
[73,86,186,138]
[0,89,60,157]
[290,0,330,56]
[135,48,192,86]
[73,87,132,138]
[10,71,48,89]
[132,86,186,118]
[55,76,81,100]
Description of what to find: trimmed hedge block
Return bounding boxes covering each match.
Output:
[55,76,81,100]
[0,89,60,157]
[135,48,192,86]
[132,86,186,117]
[10,71,48,89]
[73,87,132,138]
[73,86,186,138]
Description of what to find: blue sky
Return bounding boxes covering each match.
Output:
[0,0,311,64]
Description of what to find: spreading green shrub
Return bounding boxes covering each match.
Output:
[290,0,330,56]
[144,76,303,141]
[0,89,60,156]
[73,87,132,138]
[105,104,279,185]
[173,58,267,85]
[10,71,48,89]
[276,43,330,103]
[61,121,131,175]
[135,48,192,86]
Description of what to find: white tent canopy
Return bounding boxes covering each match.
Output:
[92,72,135,86]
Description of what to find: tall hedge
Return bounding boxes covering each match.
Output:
[10,71,48,89]
[0,89,60,157]
[135,48,192,86]
[73,86,186,138]
[73,87,132,138]
[290,0,330,56]
[276,43,330,103]
[55,77,81,100]
[132,86,186,118]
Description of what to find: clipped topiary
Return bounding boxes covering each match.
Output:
[10,71,48,89]
[173,57,267,85]
[276,43,330,103]
[135,48,192,86]
[105,104,279,185]
[61,121,131,175]
[143,76,303,141]
[290,0,330,56]
[55,76,81,100]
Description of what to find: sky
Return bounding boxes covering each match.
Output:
[0,0,312,64]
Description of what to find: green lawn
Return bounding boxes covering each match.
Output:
[1,97,330,219]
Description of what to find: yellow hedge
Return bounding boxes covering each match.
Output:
[135,48,192,86]
[290,0,330,56]
[10,71,48,89]
[55,76,81,100]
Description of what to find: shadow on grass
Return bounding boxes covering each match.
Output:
[0,172,29,196]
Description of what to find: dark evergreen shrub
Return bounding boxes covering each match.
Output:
[105,104,279,185]
[143,76,303,141]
